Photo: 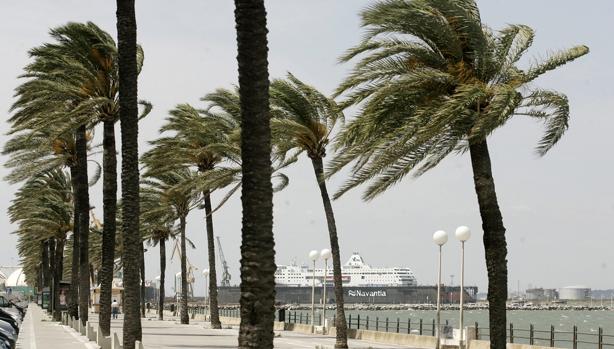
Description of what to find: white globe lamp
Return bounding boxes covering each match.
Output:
[309,250,320,261]
[455,226,471,242]
[320,248,332,260]
[432,230,448,246]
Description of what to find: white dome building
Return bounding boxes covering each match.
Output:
[0,270,6,289]
[5,268,27,288]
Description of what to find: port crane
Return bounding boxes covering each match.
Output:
[216,236,231,287]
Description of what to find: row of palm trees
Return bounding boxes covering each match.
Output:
[5,0,587,348]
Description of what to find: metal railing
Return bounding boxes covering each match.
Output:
[284,311,439,336]
[474,322,614,349]
[211,308,614,349]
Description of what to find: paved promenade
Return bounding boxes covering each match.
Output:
[16,304,95,349]
[17,304,417,348]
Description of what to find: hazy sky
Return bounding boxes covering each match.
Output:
[1,1,612,296]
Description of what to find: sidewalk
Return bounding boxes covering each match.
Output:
[89,314,416,348]
[16,305,418,348]
[16,304,94,349]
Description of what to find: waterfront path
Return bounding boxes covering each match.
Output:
[88,314,418,349]
[17,305,418,348]
[16,304,95,349]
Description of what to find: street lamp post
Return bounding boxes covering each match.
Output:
[309,250,320,332]
[433,230,448,349]
[320,248,332,331]
[175,271,181,316]
[202,269,209,322]
[455,226,471,349]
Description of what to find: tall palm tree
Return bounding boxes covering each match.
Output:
[269,74,348,347]
[330,1,588,347]
[141,170,200,325]
[4,22,151,327]
[116,0,142,346]
[234,0,275,347]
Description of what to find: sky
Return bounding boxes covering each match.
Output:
[1,0,613,297]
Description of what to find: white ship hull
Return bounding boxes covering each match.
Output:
[275,252,417,287]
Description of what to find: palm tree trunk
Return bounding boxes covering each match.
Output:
[116,0,142,346]
[468,140,508,349]
[99,120,117,336]
[53,238,65,321]
[203,191,221,329]
[158,238,166,321]
[179,215,189,324]
[47,239,55,315]
[140,242,146,318]
[311,157,348,348]
[69,165,80,319]
[234,1,275,347]
[41,240,50,289]
[76,124,90,327]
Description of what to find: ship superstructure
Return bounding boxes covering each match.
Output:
[274,252,417,287]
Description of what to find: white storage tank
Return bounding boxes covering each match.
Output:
[559,286,591,300]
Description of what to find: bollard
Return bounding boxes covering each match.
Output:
[376,317,379,332]
[407,318,411,334]
[431,319,435,336]
[357,314,360,330]
[96,326,111,349]
[112,332,121,349]
[86,322,96,341]
[366,316,369,330]
[397,317,400,333]
[385,317,389,332]
[348,314,352,329]
[572,325,578,349]
[419,318,423,335]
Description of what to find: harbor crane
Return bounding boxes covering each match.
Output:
[216,236,231,287]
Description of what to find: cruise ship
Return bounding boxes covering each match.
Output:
[274,252,417,287]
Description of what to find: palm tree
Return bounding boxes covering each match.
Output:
[141,102,242,329]
[141,189,175,321]
[2,128,82,319]
[330,1,588,347]
[4,22,151,328]
[234,0,275,347]
[8,169,73,320]
[269,74,348,347]
[116,0,142,346]
[141,170,200,325]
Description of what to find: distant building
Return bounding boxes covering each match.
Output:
[544,289,559,301]
[559,286,591,300]
[526,288,545,301]
[525,288,559,301]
